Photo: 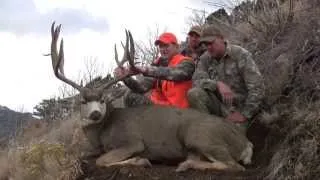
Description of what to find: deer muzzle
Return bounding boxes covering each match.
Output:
[87,102,103,121]
[89,110,102,121]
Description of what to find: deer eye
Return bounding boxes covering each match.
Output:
[100,99,105,104]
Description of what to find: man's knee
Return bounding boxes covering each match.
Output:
[187,87,207,101]
[188,87,224,116]
[187,87,211,113]
[124,91,152,107]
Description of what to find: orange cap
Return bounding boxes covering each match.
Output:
[154,32,178,45]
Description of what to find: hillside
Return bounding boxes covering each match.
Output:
[0,0,319,179]
[0,105,35,147]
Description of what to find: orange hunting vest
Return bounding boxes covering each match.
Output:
[149,54,193,108]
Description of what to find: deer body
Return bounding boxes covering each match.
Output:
[100,106,187,160]
[47,22,253,171]
[82,105,252,171]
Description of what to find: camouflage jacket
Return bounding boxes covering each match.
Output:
[192,43,265,119]
[180,45,206,65]
[123,55,195,94]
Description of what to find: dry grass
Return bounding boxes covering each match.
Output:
[0,112,89,180]
[0,153,10,180]
[14,142,80,180]
[262,102,320,180]
[236,1,320,179]
[1,1,319,179]
[231,0,320,105]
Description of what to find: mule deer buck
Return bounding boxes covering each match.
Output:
[48,21,253,172]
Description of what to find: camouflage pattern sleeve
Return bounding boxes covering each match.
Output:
[192,52,217,92]
[123,76,155,94]
[238,50,265,119]
[143,59,195,81]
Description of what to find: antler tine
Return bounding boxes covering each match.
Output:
[114,44,121,66]
[120,41,125,49]
[114,29,130,67]
[127,30,136,67]
[50,22,82,91]
[101,29,137,90]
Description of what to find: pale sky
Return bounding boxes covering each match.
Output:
[0,0,218,113]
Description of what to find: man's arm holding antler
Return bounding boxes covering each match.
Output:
[141,59,195,81]
[112,29,156,94]
[121,75,155,94]
[116,56,194,93]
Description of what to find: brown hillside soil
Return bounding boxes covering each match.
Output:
[78,165,260,180]
[76,120,271,180]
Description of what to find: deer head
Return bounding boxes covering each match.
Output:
[48,21,137,124]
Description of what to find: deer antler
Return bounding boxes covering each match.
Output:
[50,22,83,91]
[114,29,136,68]
[101,29,138,89]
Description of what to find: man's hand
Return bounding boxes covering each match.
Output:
[217,81,234,106]
[113,67,137,78]
[113,65,149,79]
[226,111,247,123]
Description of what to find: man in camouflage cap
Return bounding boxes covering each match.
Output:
[114,32,195,108]
[188,25,265,130]
[180,25,206,65]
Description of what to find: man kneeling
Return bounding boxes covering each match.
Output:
[188,25,265,132]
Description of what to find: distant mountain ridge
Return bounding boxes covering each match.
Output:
[0,105,35,147]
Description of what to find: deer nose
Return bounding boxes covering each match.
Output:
[89,110,102,121]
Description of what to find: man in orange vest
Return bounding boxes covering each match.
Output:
[113,32,195,108]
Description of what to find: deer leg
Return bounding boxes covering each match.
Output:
[96,142,144,167]
[176,159,230,172]
[184,132,245,171]
[240,142,253,165]
[200,147,245,171]
[176,153,201,172]
[176,153,229,172]
[104,156,152,167]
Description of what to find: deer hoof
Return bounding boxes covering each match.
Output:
[135,158,152,167]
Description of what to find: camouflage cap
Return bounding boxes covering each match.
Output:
[188,25,202,36]
[200,25,223,43]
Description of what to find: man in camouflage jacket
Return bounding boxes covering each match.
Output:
[180,25,206,65]
[114,32,195,107]
[188,25,265,129]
